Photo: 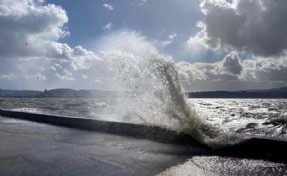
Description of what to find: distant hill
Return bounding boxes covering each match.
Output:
[35,89,119,98]
[0,89,41,98]
[0,89,119,98]
[188,87,287,98]
[0,87,287,98]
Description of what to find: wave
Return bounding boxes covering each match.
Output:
[157,156,287,176]
[107,52,242,147]
[263,117,287,126]
[11,108,43,114]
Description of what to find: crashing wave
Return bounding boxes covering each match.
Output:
[104,51,242,147]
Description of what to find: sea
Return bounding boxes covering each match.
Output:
[1,98,287,141]
[1,57,287,175]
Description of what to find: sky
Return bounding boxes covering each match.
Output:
[1,0,287,91]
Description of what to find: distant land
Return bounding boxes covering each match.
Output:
[0,87,287,98]
[188,87,287,98]
[0,89,119,98]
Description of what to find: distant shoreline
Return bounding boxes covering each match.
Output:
[1,87,287,99]
[188,91,287,99]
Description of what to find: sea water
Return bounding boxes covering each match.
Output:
[1,97,287,146]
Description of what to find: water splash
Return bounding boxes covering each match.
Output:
[158,156,287,176]
[105,51,236,147]
[97,30,241,147]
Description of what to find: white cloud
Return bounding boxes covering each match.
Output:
[0,0,101,65]
[94,79,103,84]
[0,1,69,57]
[50,66,57,71]
[0,74,15,80]
[103,3,114,11]
[176,52,287,91]
[102,23,113,30]
[176,53,241,82]
[189,0,287,57]
[168,33,177,40]
[0,0,102,88]
[216,51,242,75]
[55,69,74,81]
[23,73,47,80]
[183,0,287,90]
[82,75,88,79]
[155,32,178,48]
[36,73,47,81]
[186,21,213,56]
[241,57,287,82]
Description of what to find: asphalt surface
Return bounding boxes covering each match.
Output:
[0,115,207,176]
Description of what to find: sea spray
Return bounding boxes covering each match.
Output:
[106,52,229,146]
[97,30,242,147]
[158,156,287,176]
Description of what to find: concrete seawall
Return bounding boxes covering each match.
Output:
[0,108,202,146]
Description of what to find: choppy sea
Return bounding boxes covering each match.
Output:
[1,98,287,140]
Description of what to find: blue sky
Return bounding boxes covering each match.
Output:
[1,0,287,91]
[46,0,211,62]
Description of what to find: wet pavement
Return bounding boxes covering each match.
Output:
[2,114,287,176]
[0,116,205,176]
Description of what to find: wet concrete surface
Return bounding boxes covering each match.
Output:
[0,116,207,176]
[2,113,287,176]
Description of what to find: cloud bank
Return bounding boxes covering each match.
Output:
[189,0,287,57]
[0,0,101,89]
[176,52,287,91]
